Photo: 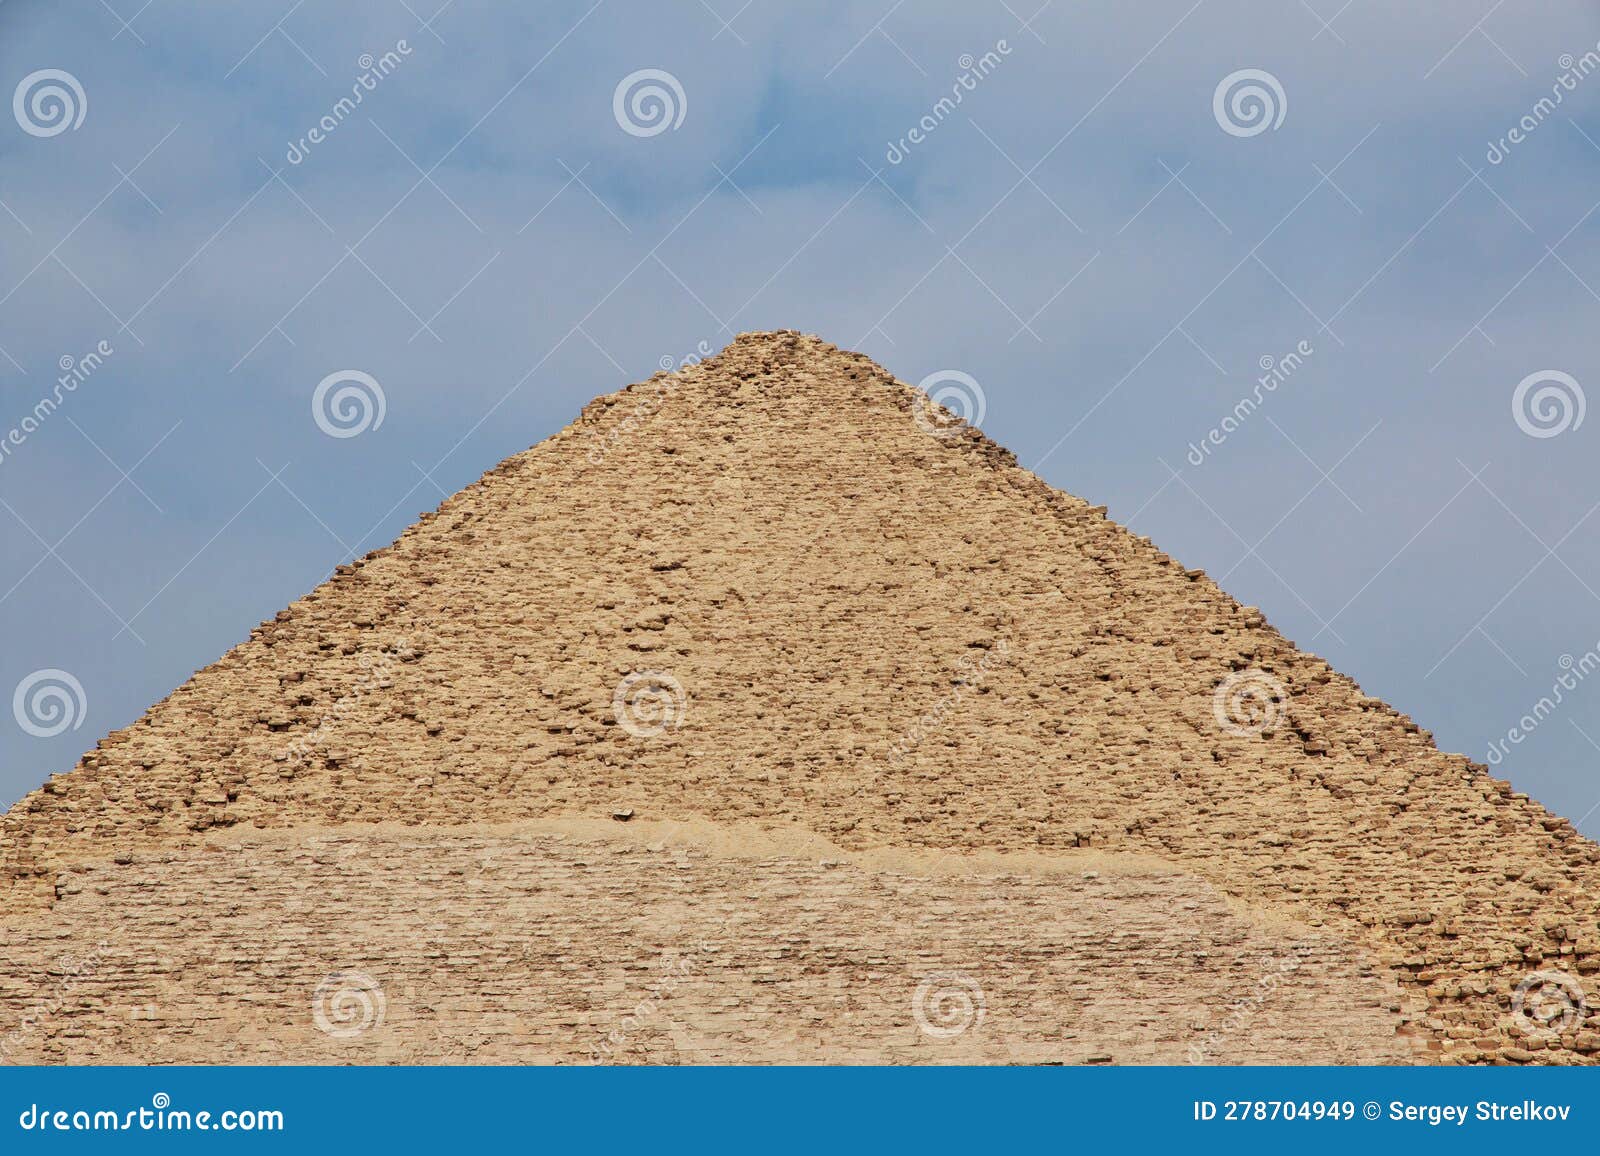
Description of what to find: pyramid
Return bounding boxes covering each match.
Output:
[2,331,1596,1065]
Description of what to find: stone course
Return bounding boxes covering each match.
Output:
[0,822,1412,1064]
[2,331,1596,1063]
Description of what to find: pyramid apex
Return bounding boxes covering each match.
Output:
[710,330,854,364]
[3,329,1594,1067]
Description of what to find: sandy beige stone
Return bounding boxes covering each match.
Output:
[1,331,1595,1064]
[0,820,1413,1065]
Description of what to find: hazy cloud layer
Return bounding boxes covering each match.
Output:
[2,0,1599,831]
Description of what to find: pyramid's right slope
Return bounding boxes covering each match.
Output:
[4,331,1597,1064]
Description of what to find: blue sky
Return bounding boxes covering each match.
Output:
[3,0,1600,834]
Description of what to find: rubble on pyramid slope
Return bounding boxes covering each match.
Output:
[2,331,1597,1064]
[0,821,1414,1064]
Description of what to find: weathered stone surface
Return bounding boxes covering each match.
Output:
[0,821,1412,1065]
[1,331,1595,1063]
